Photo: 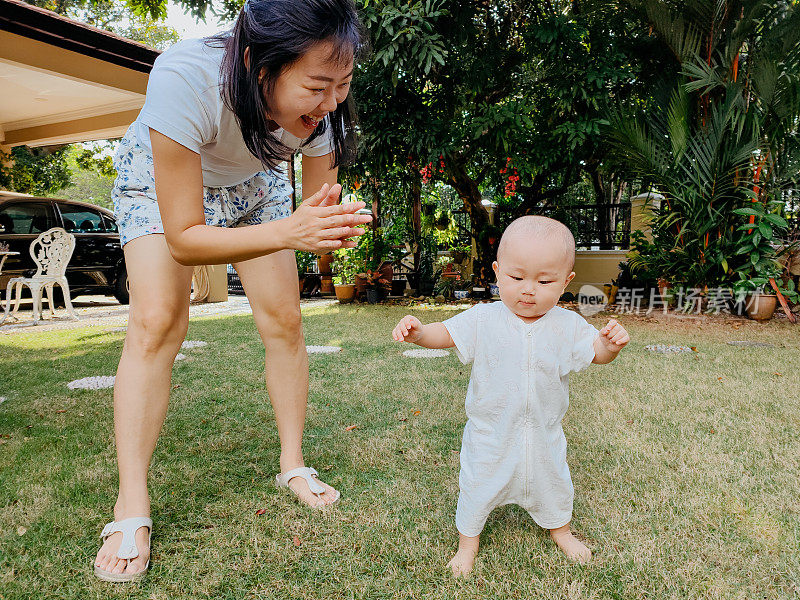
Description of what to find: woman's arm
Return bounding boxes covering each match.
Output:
[150,130,370,266]
[301,153,338,202]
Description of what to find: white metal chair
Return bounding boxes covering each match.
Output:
[1,227,78,325]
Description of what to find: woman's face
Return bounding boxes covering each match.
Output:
[263,41,353,138]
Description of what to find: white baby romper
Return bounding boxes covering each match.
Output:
[443,302,598,536]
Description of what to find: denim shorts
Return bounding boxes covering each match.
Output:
[112,125,293,247]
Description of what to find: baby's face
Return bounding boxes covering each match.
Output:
[492,236,574,322]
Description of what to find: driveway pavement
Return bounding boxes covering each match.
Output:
[0,294,337,336]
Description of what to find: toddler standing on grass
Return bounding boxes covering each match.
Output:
[392,216,630,576]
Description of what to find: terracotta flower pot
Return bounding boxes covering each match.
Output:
[745,293,777,321]
[334,283,355,303]
[321,275,334,295]
[318,254,334,275]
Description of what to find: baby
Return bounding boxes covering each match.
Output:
[392,216,629,576]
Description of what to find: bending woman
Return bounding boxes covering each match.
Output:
[94,0,369,582]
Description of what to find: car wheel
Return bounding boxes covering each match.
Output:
[114,265,130,304]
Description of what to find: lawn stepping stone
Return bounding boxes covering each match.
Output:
[644,344,694,354]
[68,376,116,390]
[726,340,775,348]
[0,397,6,405]
[403,348,451,358]
[306,345,342,354]
[68,353,187,390]
[181,340,208,349]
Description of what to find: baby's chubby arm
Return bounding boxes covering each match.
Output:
[392,315,454,349]
[592,318,630,364]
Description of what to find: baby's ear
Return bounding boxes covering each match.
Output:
[492,261,499,276]
[564,271,576,286]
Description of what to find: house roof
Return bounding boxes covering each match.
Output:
[0,0,160,147]
[0,0,159,73]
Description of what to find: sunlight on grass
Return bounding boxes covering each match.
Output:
[1,304,799,599]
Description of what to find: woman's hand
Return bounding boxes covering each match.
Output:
[283,183,372,253]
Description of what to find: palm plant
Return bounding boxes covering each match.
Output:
[608,0,800,293]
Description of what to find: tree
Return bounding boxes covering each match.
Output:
[56,144,117,209]
[607,0,800,295]
[0,146,71,196]
[344,0,647,283]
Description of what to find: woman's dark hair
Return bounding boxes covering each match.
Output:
[208,0,363,170]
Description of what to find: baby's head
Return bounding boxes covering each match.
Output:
[492,216,576,322]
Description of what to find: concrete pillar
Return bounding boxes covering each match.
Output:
[629,192,664,243]
[205,264,228,302]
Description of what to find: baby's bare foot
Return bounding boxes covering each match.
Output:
[447,548,477,578]
[550,525,591,564]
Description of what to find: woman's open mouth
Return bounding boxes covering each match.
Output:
[300,114,321,129]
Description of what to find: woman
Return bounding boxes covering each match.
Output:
[94,0,369,581]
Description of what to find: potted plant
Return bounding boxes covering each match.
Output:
[360,268,390,303]
[449,242,471,265]
[317,252,335,294]
[296,251,317,294]
[454,273,471,300]
[332,249,358,303]
[434,210,451,231]
[433,275,456,299]
[733,270,799,321]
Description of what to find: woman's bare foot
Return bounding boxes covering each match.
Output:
[447,532,480,577]
[94,501,151,577]
[280,457,340,508]
[550,524,591,564]
[286,474,340,508]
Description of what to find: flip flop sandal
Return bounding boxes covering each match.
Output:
[275,466,340,508]
[94,516,152,582]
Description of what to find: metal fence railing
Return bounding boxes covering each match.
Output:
[496,202,633,250]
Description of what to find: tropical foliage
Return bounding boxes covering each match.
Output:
[608,0,800,294]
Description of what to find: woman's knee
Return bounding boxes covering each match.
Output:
[254,303,302,343]
[126,303,188,355]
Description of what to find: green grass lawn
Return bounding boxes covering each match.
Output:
[1,303,799,599]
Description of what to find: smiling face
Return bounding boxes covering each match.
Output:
[262,41,353,139]
[492,233,575,323]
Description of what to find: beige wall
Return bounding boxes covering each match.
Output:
[565,197,655,294]
[567,250,628,294]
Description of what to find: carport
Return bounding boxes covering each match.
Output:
[0,0,227,301]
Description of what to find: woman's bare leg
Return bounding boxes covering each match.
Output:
[234,250,338,507]
[95,235,193,575]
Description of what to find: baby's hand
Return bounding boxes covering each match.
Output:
[393,315,424,343]
[599,319,629,350]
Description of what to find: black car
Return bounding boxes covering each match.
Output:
[0,192,128,304]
